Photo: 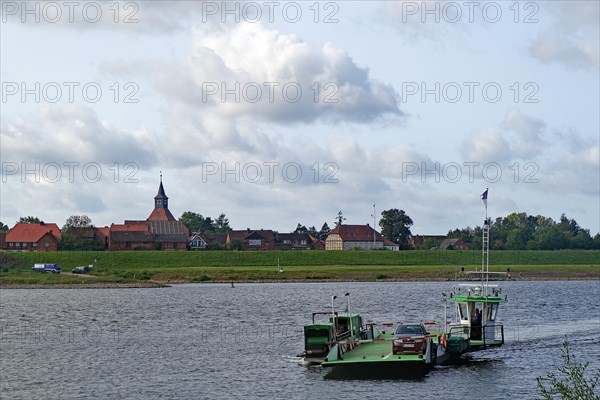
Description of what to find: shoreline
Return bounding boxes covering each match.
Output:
[1,272,598,289]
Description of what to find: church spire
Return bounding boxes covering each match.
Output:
[154,171,168,209]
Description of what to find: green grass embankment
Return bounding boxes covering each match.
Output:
[0,250,598,285]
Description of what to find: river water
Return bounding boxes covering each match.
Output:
[1,281,599,399]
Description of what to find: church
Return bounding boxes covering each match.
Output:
[108,176,189,251]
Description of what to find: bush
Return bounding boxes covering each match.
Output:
[537,338,600,399]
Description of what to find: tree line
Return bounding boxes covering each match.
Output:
[447,212,600,250]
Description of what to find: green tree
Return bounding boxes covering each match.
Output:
[379,209,413,250]
[62,215,93,230]
[0,222,9,232]
[293,223,308,234]
[335,211,346,227]
[537,338,600,400]
[449,212,597,250]
[318,222,331,240]
[179,212,212,233]
[230,239,243,250]
[214,213,230,233]
[60,215,104,251]
[18,216,44,224]
[592,233,600,250]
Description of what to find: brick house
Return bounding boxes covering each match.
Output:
[412,235,446,249]
[188,232,227,250]
[108,176,189,250]
[109,222,154,251]
[438,238,470,250]
[64,226,109,249]
[275,233,311,250]
[226,229,276,250]
[325,224,384,250]
[310,235,326,250]
[4,223,61,251]
[384,238,400,251]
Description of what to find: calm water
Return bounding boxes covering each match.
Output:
[1,281,599,399]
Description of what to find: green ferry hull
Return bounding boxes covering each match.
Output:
[320,335,436,379]
[324,359,432,380]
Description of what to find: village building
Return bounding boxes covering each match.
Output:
[411,234,447,249]
[275,233,312,250]
[4,222,61,251]
[108,176,189,251]
[325,224,384,250]
[226,229,277,251]
[190,230,324,250]
[188,232,228,250]
[63,226,109,249]
[383,238,400,251]
[438,238,470,250]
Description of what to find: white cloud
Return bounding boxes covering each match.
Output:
[1,105,157,166]
[0,1,237,33]
[461,128,511,163]
[502,110,547,158]
[529,2,599,70]
[180,23,402,124]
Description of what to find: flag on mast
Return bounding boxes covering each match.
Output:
[481,188,488,209]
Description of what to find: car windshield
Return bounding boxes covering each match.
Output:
[396,325,424,335]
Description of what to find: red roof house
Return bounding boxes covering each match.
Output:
[5,223,61,251]
[325,224,384,250]
[226,229,276,250]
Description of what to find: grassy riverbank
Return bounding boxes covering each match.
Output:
[1,250,598,286]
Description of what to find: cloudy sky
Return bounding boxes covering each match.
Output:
[1,1,599,235]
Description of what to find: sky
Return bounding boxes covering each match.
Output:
[1,1,599,235]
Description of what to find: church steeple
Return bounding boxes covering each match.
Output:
[147,173,177,222]
[154,172,168,209]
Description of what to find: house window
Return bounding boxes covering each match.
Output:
[33,243,38,247]
[249,239,261,246]
[283,240,291,244]
[9,243,13,247]
[15,243,20,247]
[300,240,306,245]
[44,242,49,247]
[22,243,27,247]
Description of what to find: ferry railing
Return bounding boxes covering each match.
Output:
[448,323,505,348]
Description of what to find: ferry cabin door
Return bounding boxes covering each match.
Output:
[470,302,483,341]
[455,303,471,339]
[482,303,500,344]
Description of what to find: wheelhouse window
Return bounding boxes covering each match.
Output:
[458,304,468,321]
[486,303,498,321]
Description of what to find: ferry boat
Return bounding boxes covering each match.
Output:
[437,282,507,364]
[301,189,508,376]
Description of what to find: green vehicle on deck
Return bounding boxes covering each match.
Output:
[302,312,363,364]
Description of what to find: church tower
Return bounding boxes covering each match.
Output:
[154,173,169,209]
[147,173,177,222]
